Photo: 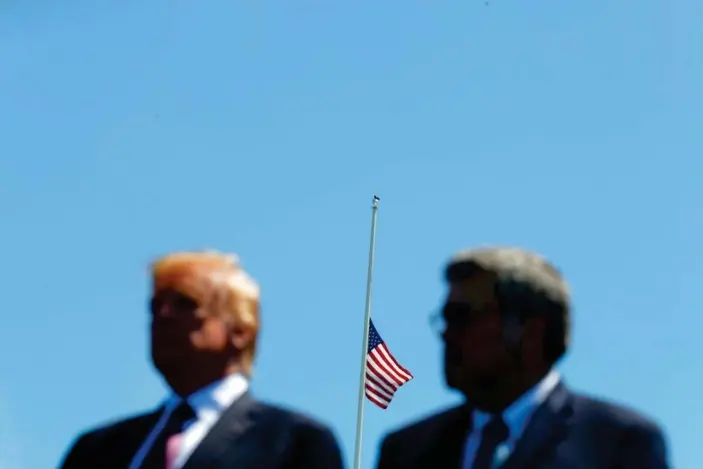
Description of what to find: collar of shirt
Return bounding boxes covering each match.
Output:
[163,372,249,422]
[127,373,249,469]
[471,369,561,446]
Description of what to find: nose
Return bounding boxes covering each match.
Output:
[442,329,455,345]
[429,312,446,336]
[442,322,466,345]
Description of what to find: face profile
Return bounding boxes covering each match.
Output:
[148,251,261,395]
[150,287,232,377]
[440,271,516,400]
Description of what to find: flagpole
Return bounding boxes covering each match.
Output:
[352,194,380,469]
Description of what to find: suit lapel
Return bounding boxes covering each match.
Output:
[182,392,257,469]
[120,411,163,457]
[500,383,573,469]
[415,404,473,469]
[110,409,162,469]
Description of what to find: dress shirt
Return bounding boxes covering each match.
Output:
[462,369,560,469]
[129,373,249,469]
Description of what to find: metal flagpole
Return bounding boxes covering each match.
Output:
[352,194,381,469]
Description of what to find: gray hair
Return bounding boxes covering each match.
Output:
[445,246,571,363]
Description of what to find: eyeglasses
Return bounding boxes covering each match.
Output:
[429,302,494,335]
[150,290,199,318]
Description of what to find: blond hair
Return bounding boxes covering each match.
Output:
[151,250,260,375]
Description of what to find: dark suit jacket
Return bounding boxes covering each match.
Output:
[59,392,344,469]
[376,383,669,469]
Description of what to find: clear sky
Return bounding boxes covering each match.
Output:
[1,1,701,468]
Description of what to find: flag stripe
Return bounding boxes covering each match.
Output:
[376,345,411,383]
[370,350,403,386]
[366,372,395,396]
[365,390,388,409]
[365,380,393,402]
[366,360,398,393]
[364,320,413,409]
[378,344,413,379]
[367,352,400,388]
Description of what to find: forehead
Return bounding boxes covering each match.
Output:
[446,270,498,306]
[152,287,190,299]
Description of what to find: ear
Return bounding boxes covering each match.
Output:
[521,316,546,360]
[229,324,254,351]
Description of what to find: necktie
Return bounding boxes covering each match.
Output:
[471,416,509,469]
[140,402,196,469]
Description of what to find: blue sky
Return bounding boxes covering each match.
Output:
[1,0,701,468]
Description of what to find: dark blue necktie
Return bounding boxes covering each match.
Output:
[471,416,509,469]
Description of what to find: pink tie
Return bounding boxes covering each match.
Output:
[165,434,183,469]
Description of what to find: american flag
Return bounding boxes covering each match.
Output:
[365,320,413,409]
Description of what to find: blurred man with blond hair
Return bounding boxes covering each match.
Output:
[60,250,344,469]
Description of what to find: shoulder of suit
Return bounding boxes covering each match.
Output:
[251,400,337,435]
[73,410,159,444]
[570,391,664,434]
[381,403,467,444]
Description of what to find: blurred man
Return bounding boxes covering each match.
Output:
[376,246,669,469]
[60,251,344,469]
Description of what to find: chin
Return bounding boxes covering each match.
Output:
[445,376,459,391]
[443,366,463,390]
[152,352,183,372]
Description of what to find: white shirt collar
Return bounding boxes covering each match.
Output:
[472,369,560,442]
[164,373,249,418]
[129,374,249,469]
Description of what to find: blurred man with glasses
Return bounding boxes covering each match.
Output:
[375,246,669,469]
